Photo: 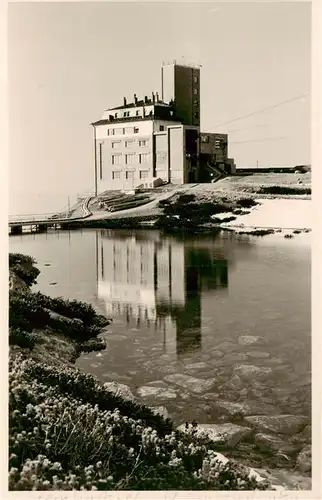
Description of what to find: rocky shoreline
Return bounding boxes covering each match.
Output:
[8,254,311,491]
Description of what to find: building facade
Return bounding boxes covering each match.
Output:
[92,62,235,194]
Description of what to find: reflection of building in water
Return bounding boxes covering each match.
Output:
[96,232,228,355]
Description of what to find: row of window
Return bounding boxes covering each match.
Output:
[112,153,150,165]
[107,125,165,136]
[112,139,149,149]
[108,127,140,136]
[112,170,149,180]
[114,110,140,119]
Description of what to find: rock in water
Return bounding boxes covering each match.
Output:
[296,445,311,473]
[244,415,309,435]
[177,422,253,447]
[233,364,272,378]
[238,335,266,346]
[137,386,177,400]
[164,373,217,394]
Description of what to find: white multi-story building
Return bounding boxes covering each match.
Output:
[91,62,235,195]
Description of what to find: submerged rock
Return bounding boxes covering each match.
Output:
[254,433,299,455]
[238,335,266,346]
[244,415,309,436]
[233,364,272,379]
[137,385,177,400]
[296,445,311,473]
[164,373,217,394]
[254,467,311,490]
[246,351,270,359]
[177,422,253,447]
[185,361,209,370]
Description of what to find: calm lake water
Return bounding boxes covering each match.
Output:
[10,228,311,427]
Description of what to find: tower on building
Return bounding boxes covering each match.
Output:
[161,62,201,127]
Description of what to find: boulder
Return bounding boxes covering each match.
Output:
[177,422,253,448]
[211,350,224,358]
[246,351,270,359]
[296,445,311,473]
[164,373,217,394]
[233,364,272,379]
[254,467,311,491]
[212,341,237,352]
[137,385,177,400]
[299,424,311,443]
[254,433,295,454]
[145,380,169,388]
[244,415,309,436]
[238,335,266,346]
[209,399,251,418]
[185,361,209,370]
[150,406,169,419]
[223,353,248,362]
[103,382,136,402]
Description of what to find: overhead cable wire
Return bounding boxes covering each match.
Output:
[230,136,286,145]
[211,93,309,129]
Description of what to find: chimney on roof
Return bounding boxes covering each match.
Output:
[144,95,148,104]
[152,92,155,103]
[123,97,127,106]
[156,92,159,102]
[134,94,138,105]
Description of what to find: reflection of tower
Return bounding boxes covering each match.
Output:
[96,231,229,356]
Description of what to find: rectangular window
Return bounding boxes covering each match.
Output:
[112,154,122,165]
[108,129,115,136]
[114,128,124,135]
[125,140,134,147]
[112,171,121,180]
[194,76,198,83]
[126,171,134,180]
[125,153,135,165]
[139,139,149,147]
[159,125,165,131]
[194,112,199,120]
[112,141,121,149]
[134,127,139,133]
[139,153,149,164]
[136,110,139,116]
[139,170,149,179]
[99,143,103,180]
[193,88,198,95]
[215,140,221,149]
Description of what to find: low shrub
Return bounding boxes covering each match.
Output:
[9,354,270,491]
[258,186,311,195]
[9,289,109,345]
[9,293,51,332]
[9,254,40,287]
[9,328,39,350]
[33,293,98,327]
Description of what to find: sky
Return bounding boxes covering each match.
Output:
[8,1,311,215]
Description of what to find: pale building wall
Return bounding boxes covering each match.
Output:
[168,126,185,184]
[95,120,154,192]
[155,132,169,182]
